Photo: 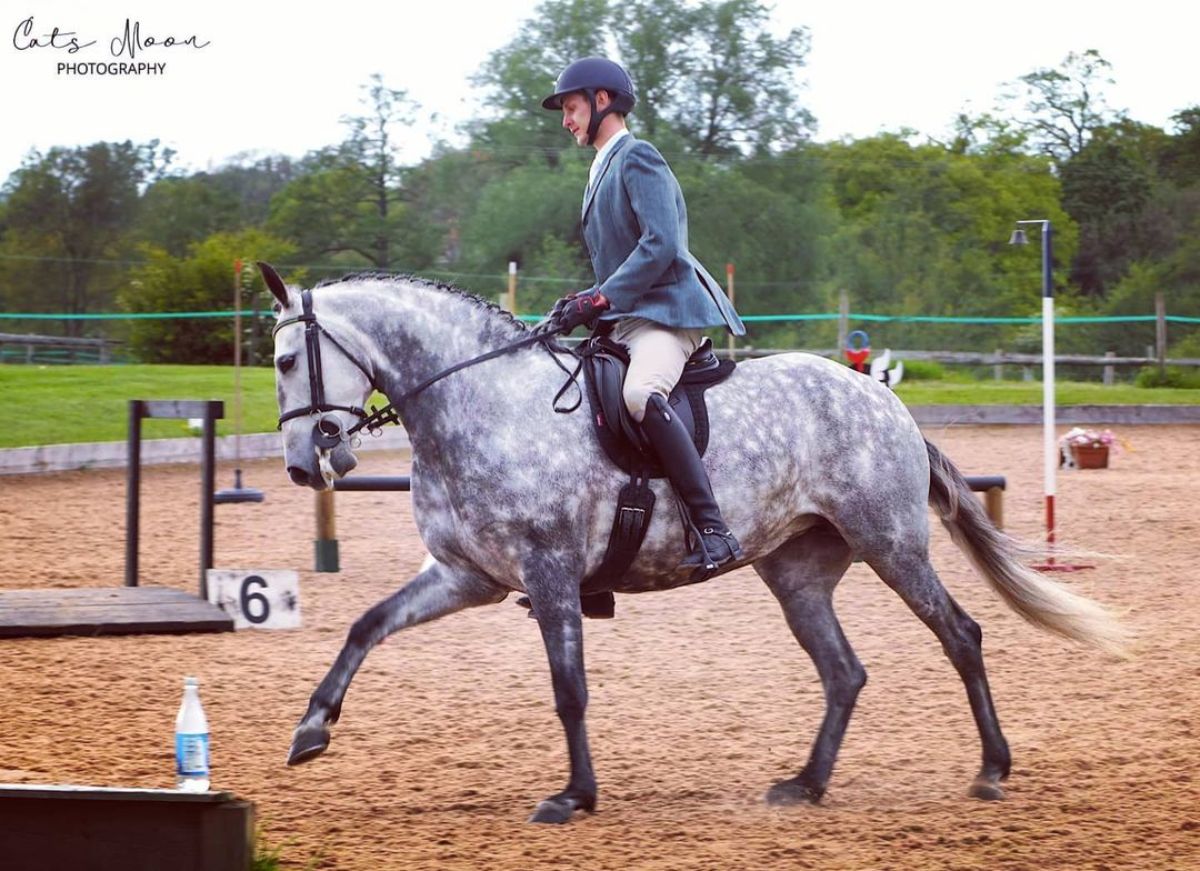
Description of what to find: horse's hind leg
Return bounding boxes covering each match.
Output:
[866,545,1011,800]
[753,526,865,805]
[522,551,597,824]
[288,557,504,766]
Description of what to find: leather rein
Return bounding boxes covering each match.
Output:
[272,289,572,447]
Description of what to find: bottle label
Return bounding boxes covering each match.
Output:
[175,732,210,776]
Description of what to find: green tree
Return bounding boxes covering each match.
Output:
[0,140,167,331]
[1160,107,1200,187]
[676,148,833,345]
[268,75,439,271]
[471,0,814,162]
[820,135,1074,349]
[133,156,299,258]
[611,0,694,144]
[470,0,611,168]
[1059,123,1162,297]
[205,154,300,225]
[119,229,295,363]
[670,0,813,157]
[1001,49,1126,164]
[134,175,242,258]
[457,158,590,309]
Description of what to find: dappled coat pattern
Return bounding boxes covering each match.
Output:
[262,266,1126,824]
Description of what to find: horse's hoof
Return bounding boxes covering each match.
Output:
[287,724,331,766]
[766,777,823,806]
[528,790,594,824]
[968,777,1006,801]
[529,797,575,824]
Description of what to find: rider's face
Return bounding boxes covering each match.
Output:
[561,92,591,147]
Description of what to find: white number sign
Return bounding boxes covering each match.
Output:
[206,569,302,630]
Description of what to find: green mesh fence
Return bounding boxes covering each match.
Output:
[3,310,1198,381]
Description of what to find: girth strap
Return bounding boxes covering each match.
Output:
[581,469,657,595]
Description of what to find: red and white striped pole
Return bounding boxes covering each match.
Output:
[1012,219,1089,572]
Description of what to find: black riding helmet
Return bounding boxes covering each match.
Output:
[542,57,637,146]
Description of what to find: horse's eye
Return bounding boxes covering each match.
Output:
[276,353,296,374]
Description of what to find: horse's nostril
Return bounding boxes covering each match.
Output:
[287,466,310,486]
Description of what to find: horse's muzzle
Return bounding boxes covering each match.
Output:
[286,444,358,490]
[287,465,321,489]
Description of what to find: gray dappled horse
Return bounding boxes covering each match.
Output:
[261,263,1126,824]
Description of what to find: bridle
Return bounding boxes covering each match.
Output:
[273,288,381,449]
[273,289,572,449]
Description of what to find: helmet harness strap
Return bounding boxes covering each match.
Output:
[585,88,617,146]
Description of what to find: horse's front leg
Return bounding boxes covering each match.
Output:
[524,556,596,824]
[288,557,504,766]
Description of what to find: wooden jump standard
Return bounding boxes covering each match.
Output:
[964,475,1006,529]
[0,400,234,639]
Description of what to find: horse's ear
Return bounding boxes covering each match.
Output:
[258,261,289,308]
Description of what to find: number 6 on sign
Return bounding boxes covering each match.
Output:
[206,570,302,630]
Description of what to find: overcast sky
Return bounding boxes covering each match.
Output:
[2,0,1196,179]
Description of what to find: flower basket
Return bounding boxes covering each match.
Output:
[1071,442,1109,469]
[1059,428,1115,470]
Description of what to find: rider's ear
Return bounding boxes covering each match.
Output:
[258,262,289,308]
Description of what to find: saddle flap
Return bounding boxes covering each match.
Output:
[579,335,735,478]
[588,350,645,451]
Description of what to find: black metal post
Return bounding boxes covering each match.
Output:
[332,476,412,491]
[199,404,217,599]
[124,400,143,587]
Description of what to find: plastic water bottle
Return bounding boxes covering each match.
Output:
[175,676,210,792]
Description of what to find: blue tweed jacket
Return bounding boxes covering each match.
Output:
[580,135,746,336]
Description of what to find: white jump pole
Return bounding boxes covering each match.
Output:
[1038,223,1056,550]
[1012,220,1055,547]
[1014,219,1088,571]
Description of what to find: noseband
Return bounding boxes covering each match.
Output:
[273,290,570,448]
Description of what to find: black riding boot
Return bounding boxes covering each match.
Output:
[641,393,744,578]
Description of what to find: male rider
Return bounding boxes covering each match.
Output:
[542,57,746,577]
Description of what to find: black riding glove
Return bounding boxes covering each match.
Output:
[545,293,576,324]
[552,291,610,334]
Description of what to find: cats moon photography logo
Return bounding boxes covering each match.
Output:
[11,15,211,77]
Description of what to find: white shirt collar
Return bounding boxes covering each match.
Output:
[588,128,629,190]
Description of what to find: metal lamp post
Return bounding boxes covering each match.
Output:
[1009,221,1054,545]
[1009,220,1088,571]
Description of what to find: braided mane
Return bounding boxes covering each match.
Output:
[313,271,529,333]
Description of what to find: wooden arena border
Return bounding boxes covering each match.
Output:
[0,783,253,871]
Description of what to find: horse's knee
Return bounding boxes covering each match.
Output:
[555,686,589,722]
[347,602,399,650]
[830,659,867,707]
[348,610,381,645]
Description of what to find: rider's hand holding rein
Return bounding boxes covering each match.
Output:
[550,291,610,334]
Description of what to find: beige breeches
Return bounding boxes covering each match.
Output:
[609,317,704,422]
